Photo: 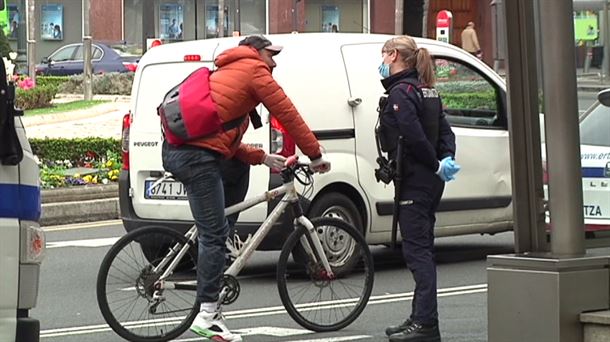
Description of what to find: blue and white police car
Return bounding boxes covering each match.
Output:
[579,89,610,231]
[0,56,45,341]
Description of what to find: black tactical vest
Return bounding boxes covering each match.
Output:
[376,78,442,155]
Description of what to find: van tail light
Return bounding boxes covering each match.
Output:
[270,117,296,173]
[184,54,202,62]
[20,221,45,264]
[121,112,132,170]
[122,62,138,72]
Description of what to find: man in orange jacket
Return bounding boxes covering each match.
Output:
[162,35,330,341]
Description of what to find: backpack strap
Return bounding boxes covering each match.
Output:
[221,108,263,131]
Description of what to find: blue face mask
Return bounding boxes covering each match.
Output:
[378,63,390,79]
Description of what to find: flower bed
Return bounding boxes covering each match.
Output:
[31,138,122,189]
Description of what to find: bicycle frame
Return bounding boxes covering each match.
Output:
[152,174,333,292]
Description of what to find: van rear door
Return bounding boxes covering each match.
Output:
[130,49,270,224]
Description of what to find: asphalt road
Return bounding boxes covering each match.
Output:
[33,220,520,342]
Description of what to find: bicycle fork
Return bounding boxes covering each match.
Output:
[295,215,335,280]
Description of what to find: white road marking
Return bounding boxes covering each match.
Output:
[46,237,120,249]
[44,219,122,231]
[288,336,371,342]
[235,326,313,337]
[40,283,487,339]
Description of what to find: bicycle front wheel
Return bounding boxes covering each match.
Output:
[96,226,199,342]
[277,217,374,332]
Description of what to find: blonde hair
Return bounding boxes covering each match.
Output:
[382,36,436,87]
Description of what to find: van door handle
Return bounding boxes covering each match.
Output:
[348,97,362,107]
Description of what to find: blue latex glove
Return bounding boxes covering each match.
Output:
[437,156,461,182]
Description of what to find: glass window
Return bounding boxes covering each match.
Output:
[50,46,76,62]
[73,45,103,61]
[240,0,266,35]
[434,58,503,128]
[93,47,103,60]
[303,0,364,33]
[580,102,610,146]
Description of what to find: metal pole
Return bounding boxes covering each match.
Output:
[218,0,225,37]
[503,0,547,253]
[83,0,92,101]
[233,0,240,36]
[603,0,609,81]
[395,0,403,35]
[26,0,35,83]
[539,0,585,256]
[422,0,429,38]
[291,0,298,33]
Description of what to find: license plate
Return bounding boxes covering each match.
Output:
[144,180,187,200]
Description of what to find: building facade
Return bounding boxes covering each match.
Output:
[7,0,494,66]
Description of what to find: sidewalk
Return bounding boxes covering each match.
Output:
[23,94,130,139]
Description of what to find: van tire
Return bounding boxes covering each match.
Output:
[140,226,197,271]
[296,192,364,275]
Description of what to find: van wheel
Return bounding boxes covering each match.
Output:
[138,226,197,272]
[295,193,364,275]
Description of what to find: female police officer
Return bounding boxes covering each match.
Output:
[377,36,460,342]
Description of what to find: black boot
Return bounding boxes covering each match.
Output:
[385,318,412,336]
[389,322,441,342]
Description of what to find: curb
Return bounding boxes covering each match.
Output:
[41,184,119,226]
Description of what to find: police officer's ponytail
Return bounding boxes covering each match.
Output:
[382,36,436,87]
[414,47,435,87]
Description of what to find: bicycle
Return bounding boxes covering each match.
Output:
[96,156,374,342]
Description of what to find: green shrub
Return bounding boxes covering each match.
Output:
[58,72,134,95]
[16,84,58,110]
[29,137,121,164]
[436,81,494,94]
[36,76,70,89]
[441,91,497,110]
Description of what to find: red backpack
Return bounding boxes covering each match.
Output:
[158,67,247,146]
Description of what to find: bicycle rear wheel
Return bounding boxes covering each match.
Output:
[277,217,374,332]
[96,226,199,342]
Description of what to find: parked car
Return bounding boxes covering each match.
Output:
[543,89,610,233]
[35,42,139,76]
[120,33,513,265]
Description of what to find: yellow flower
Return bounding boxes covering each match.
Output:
[92,176,98,184]
[83,175,92,183]
[74,173,81,178]
[106,160,114,168]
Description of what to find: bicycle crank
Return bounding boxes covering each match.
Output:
[219,274,240,305]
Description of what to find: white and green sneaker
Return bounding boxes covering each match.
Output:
[190,309,242,341]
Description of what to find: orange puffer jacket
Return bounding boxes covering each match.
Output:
[187,45,321,164]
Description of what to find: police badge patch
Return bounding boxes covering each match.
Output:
[393,104,399,111]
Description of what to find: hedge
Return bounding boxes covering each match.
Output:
[440,91,497,110]
[36,76,70,89]
[29,137,121,163]
[59,72,134,95]
[16,84,59,110]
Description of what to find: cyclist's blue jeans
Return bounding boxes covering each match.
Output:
[162,142,227,303]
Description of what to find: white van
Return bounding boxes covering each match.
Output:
[0,60,46,341]
[120,33,512,265]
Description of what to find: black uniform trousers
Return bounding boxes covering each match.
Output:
[398,166,445,326]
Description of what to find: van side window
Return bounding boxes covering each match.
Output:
[434,58,505,129]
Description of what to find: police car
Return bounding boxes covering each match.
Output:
[0,56,45,341]
[578,89,610,231]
